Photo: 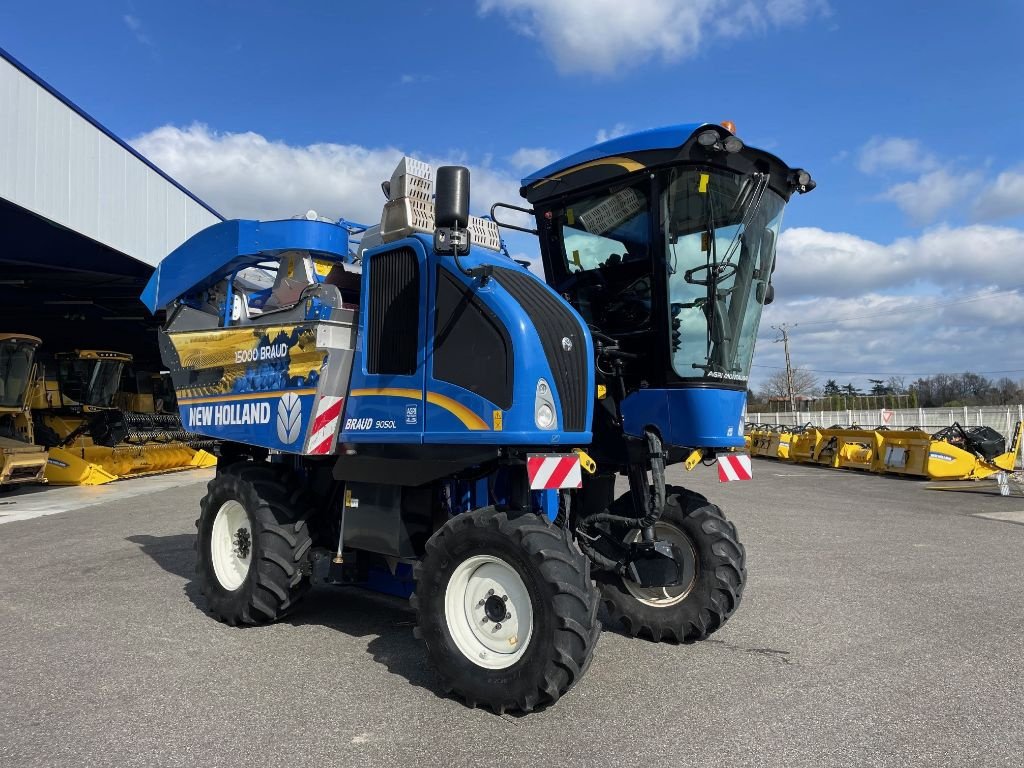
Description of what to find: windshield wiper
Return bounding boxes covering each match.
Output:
[701,189,722,372]
[720,173,768,267]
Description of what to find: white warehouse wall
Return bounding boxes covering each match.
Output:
[0,53,220,268]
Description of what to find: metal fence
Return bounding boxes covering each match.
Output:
[746,405,1024,468]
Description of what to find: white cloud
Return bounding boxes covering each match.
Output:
[860,137,1024,224]
[595,123,630,143]
[857,136,937,175]
[752,287,1024,391]
[774,223,1024,299]
[507,147,559,171]
[751,223,1024,389]
[123,14,153,46]
[131,123,525,226]
[399,73,435,85]
[974,167,1024,221]
[877,169,982,224]
[478,0,826,75]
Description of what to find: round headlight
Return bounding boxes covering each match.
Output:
[536,403,555,430]
[697,129,719,147]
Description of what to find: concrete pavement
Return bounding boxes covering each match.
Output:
[1,462,1021,767]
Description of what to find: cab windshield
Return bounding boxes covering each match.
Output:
[59,359,124,408]
[551,168,783,385]
[0,340,37,408]
[664,167,784,382]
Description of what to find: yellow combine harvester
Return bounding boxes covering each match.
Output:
[0,333,48,488]
[744,421,1022,481]
[32,349,216,485]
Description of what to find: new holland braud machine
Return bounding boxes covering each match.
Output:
[142,123,814,712]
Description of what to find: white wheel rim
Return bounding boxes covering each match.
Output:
[444,554,534,670]
[623,521,697,607]
[210,500,252,591]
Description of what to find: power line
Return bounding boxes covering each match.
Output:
[751,364,1024,376]
[790,285,1024,327]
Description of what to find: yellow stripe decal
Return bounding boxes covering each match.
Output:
[179,388,318,404]
[532,156,646,189]
[349,387,489,431]
[426,392,490,431]
[349,387,423,399]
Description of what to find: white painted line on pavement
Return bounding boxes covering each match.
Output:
[0,469,214,525]
[973,510,1024,525]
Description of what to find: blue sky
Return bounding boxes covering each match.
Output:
[4,1,1024,391]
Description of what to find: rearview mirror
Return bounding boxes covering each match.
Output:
[435,166,470,229]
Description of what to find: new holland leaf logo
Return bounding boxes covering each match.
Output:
[276,393,303,444]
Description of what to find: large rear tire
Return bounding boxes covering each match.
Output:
[412,507,600,713]
[597,487,746,643]
[196,462,313,626]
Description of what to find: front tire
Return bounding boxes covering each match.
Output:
[412,507,600,713]
[196,462,313,626]
[597,487,746,643]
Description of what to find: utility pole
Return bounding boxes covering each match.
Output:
[772,323,798,414]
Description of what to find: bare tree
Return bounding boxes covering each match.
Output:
[759,367,819,403]
[886,375,906,394]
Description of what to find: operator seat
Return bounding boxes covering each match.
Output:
[262,252,316,311]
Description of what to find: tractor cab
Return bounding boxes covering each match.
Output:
[0,333,48,487]
[0,334,40,416]
[52,350,131,412]
[519,122,814,455]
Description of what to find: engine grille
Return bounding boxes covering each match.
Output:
[367,247,419,375]
[492,268,588,432]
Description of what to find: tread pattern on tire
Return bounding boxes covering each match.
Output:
[196,461,313,626]
[411,507,601,714]
[598,486,746,643]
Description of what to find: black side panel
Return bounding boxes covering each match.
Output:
[492,267,588,432]
[367,248,419,375]
[333,444,500,486]
[433,268,513,409]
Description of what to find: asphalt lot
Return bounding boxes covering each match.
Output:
[1,462,1022,767]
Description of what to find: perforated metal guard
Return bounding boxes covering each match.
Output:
[378,157,502,251]
[468,216,502,251]
[578,188,644,234]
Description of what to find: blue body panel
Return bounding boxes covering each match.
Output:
[621,387,747,450]
[521,123,705,187]
[442,475,559,523]
[141,218,351,312]
[144,219,594,452]
[182,390,318,453]
[339,234,594,447]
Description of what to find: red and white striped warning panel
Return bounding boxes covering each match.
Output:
[717,453,752,482]
[527,454,583,490]
[306,396,344,455]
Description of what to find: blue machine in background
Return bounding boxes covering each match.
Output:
[142,126,813,714]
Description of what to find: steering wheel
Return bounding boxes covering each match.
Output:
[684,261,738,286]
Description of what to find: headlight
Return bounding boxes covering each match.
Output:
[536,404,555,430]
[534,378,556,430]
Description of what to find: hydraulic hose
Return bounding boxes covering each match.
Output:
[639,431,666,531]
[576,430,668,571]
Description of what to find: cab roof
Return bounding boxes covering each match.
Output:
[519,121,804,206]
[520,123,705,188]
[0,333,42,345]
